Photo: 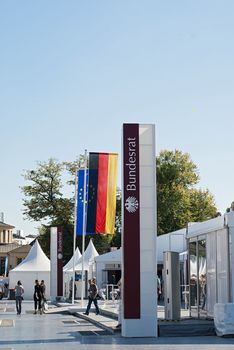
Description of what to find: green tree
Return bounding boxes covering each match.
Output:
[110,188,121,248]
[157,150,217,235]
[21,157,121,258]
[189,189,217,222]
[21,158,75,259]
[22,158,73,225]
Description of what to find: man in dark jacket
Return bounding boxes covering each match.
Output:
[83,278,100,315]
[33,280,42,314]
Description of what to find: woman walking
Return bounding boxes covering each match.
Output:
[15,280,24,315]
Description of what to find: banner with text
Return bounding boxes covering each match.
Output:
[123,123,140,318]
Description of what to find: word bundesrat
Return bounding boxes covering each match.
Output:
[125,137,137,191]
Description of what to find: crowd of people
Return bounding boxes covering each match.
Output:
[33,279,46,314]
[3,275,163,321]
[12,279,47,315]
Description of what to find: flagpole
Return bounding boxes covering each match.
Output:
[72,167,79,304]
[81,149,88,306]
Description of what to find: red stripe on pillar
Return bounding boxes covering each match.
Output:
[57,227,63,297]
[96,153,109,233]
[123,123,140,318]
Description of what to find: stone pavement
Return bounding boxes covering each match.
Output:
[1,299,234,350]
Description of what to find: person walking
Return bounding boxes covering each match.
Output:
[116,277,122,328]
[83,278,100,316]
[33,279,42,314]
[15,280,24,315]
[40,280,46,313]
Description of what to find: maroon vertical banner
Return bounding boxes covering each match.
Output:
[57,227,63,297]
[123,123,140,318]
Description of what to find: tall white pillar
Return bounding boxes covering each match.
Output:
[50,227,63,301]
[122,123,157,337]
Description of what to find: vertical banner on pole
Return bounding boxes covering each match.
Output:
[123,124,140,319]
[50,227,63,300]
[57,227,63,296]
[122,123,157,337]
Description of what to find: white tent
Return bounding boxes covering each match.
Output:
[95,248,121,288]
[95,248,121,263]
[66,239,99,272]
[63,247,82,271]
[9,240,50,299]
[64,239,99,298]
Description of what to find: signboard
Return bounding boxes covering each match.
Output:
[123,123,140,318]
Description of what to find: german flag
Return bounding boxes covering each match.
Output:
[86,152,118,234]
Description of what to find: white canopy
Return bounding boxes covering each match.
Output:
[66,239,99,272]
[9,240,50,299]
[95,248,121,263]
[63,247,82,271]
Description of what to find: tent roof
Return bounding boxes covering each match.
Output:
[63,247,82,271]
[95,248,121,263]
[10,240,50,271]
[66,239,99,272]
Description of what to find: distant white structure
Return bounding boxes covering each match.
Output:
[9,240,50,299]
[94,230,189,290]
[13,232,38,246]
[186,212,234,319]
[64,240,99,299]
[63,247,82,271]
[95,248,121,287]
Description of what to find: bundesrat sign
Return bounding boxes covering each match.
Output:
[50,227,63,301]
[122,123,157,337]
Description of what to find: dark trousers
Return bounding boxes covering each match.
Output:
[16,296,22,314]
[34,297,42,310]
[85,296,99,314]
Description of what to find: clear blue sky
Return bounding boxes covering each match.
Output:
[1,1,234,235]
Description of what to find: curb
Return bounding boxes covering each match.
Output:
[75,311,118,334]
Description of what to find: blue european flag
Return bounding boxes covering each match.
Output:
[76,169,89,236]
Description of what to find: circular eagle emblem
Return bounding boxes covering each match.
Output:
[125,196,139,213]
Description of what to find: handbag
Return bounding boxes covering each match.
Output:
[44,301,49,311]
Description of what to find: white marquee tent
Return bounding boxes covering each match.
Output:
[94,229,190,288]
[63,247,82,271]
[66,239,99,273]
[64,239,99,298]
[9,240,50,299]
[95,248,121,288]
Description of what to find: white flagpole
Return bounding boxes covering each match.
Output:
[72,167,78,304]
[81,149,88,306]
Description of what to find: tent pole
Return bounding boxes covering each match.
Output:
[81,149,88,306]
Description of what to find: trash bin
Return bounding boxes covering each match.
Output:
[9,289,15,300]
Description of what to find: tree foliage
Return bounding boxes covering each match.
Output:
[21,150,218,257]
[157,150,217,235]
[21,158,121,259]
[22,159,73,225]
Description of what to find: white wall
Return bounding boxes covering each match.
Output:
[157,229,187,263]
[9,271,50,300]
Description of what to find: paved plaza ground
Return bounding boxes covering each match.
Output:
[1,299,234,350]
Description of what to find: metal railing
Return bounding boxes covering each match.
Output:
[105,284,120,301]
